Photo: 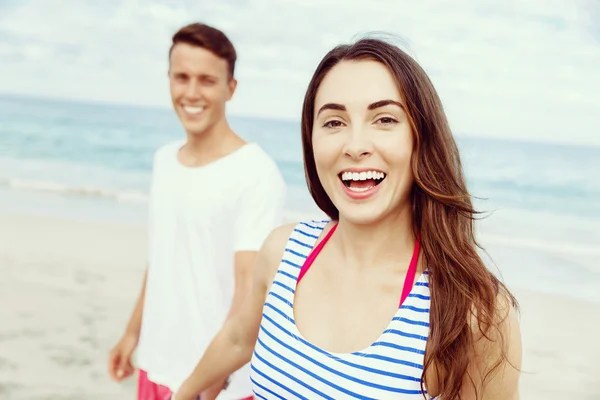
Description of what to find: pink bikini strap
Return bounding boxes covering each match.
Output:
[297,223,338,284]
[399,235,421,308]
[297,223,421,309]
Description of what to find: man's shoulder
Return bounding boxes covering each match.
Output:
[150,140,185,172]
[154,139,184,160]
[238,143,283,179]
[238,143,275,163]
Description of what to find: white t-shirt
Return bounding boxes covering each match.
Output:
[135,140,286,399]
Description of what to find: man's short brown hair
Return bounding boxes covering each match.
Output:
[170,23,237,78]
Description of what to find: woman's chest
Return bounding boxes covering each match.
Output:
[293,265,420,353]
[293,285,401,353]
[252,261,435,399]
[254,291,433,399]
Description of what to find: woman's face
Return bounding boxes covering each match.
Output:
[312,60,415,225]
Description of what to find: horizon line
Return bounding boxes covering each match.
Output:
[1,91,598,150]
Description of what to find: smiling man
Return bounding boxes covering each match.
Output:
[107,23,286,400]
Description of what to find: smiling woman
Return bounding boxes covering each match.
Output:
[174,36,522,400]
[295,39,522,399]
[309,61,415,226]
[320,97,403,199]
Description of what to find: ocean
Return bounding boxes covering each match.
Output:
[1,94,599,302]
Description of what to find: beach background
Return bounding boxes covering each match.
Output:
[1,1,600,399]
[1,94,600,399]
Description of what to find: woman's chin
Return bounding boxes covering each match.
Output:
[336,203,388,226]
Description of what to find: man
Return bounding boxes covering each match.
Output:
[108,22,286,400]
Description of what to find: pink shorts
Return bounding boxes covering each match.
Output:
[137,369,179,400]
[137,370,253,400]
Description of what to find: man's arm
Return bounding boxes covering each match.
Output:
[174,224,295,400]
[229,159,286,319]
[108,268,147,381]
[201,160,286,399]
[126,268,147,335]
[227,252,258,319]
[200,253,257,399]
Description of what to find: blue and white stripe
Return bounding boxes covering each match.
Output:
[250,220,435,399]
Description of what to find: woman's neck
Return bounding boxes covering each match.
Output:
[333,204,416,272]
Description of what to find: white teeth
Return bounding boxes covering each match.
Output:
[341,171,386,181]
[348,186,372,192]
[183,105,204,115]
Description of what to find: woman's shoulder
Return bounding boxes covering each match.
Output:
[463,290,522,398]
[262,219,332,254]
[256,219,333,278]
[262,222,299,255]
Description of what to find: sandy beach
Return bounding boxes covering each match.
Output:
[0,212,599,400]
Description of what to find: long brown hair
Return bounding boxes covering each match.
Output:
[301,37,518,399]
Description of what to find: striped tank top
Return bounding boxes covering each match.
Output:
[250,220,436,399]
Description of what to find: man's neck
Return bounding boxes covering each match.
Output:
[181,119,245,167]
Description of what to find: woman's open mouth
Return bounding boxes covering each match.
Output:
[338,170,387,194]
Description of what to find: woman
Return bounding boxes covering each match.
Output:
[174,37,522,400]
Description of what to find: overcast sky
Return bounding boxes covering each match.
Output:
[0,0,599,146]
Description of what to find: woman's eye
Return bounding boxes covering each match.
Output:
[376,117,398,125]
[323,120,343,128]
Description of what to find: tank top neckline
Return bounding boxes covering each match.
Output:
[296,222,421,308]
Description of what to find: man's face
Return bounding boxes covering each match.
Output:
[168,43,236,136]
